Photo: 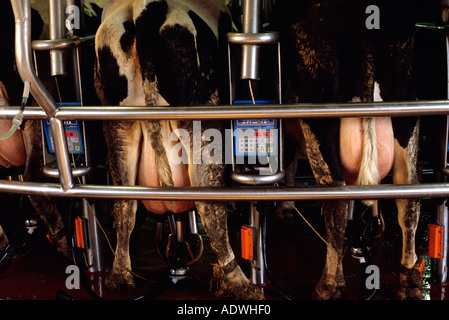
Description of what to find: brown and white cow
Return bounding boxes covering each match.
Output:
[94,0,262,299]
[272,0,423,299]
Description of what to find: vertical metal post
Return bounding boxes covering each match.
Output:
[241,0,261,80]
[81,177,104,273]
[249,202,266,285]
[435,195,448,283]
[228,1,283,287]
[49,117,74,190]
[49,0,67,76]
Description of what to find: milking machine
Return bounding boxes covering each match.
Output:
[345,200,384,300]
[416,10,449,285]
[431,10,449,285]
[154,210,204,282]
[8,0,107,297]
[227,0,286,291]
[34,0,105,280]
[427,22,449,285]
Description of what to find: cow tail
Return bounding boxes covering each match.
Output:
[149,121,174,188]
[357,117,378,207]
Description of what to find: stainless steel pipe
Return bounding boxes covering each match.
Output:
[2,100,449,121]
[32,35,95,51]
[11,0,74,190]
[0,180,448,201]
[241,0,262,80]
[49,0,67,76]
[10,0,58,117]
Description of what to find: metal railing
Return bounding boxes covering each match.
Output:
[0,101,449,202]
[6,0,449,203]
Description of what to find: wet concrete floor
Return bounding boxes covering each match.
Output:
[1,192,449,302]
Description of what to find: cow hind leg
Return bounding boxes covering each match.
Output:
[312,199,348,300]
[392,121,422,300]
[187,120,263,300]
[106,199,138,290]
[22,120,71,258]
[103,121,141,291]
[195,200,263,300]
[299,120,347,299]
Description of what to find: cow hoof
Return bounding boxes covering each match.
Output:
[395,263,423,300]
[105,271,136,291]
[54,235,72,260]
[275,201,296,220]
[212,261,264,300]
[311,278,345,300]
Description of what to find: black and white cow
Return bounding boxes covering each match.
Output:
[94,0,262,299]
[271,0,423,299]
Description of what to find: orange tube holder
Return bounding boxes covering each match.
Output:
[428,224,444,259]
[414,258,425,278]
[241,225,255,261]
[75,216,86,249]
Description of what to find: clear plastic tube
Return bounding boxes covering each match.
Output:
[0,81,30,140]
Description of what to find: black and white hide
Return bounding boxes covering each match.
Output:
[94,0,262,299]
[272,0,422,300]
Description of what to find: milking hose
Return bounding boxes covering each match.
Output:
[0,81,31,141]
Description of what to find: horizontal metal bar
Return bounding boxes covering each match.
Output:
[1,100,449,121]
[0,180,447,201]
[227,32,280,45]
[32,35,95,51]
[43,165,93,179]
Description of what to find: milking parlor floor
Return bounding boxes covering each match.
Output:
[1,188,449,303]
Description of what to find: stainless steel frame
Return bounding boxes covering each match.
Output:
[8,0,449,285]
[6,1,449,203]
[11,0,74,191]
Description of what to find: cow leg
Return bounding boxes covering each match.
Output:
[22,120,71,257]
[275,153,298,218]
[103,121,141,290]
[374,6,420,298]
[299,120,347,299]
[313,199,348,300]
[180,120,263,300]
[392,121,422,300]
[195,201,263,300]
[276,119,305,218]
